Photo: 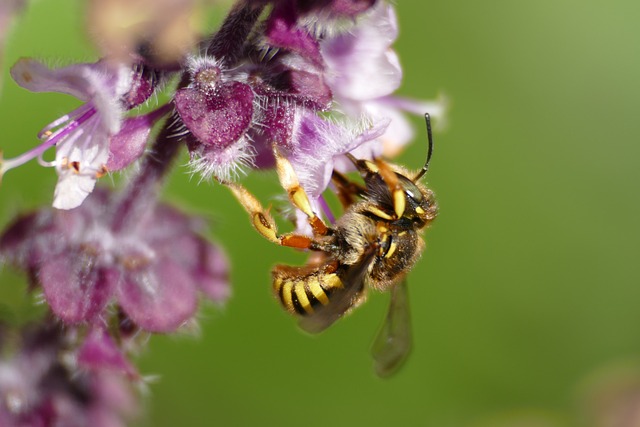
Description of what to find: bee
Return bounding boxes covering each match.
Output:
[222,114,437,377]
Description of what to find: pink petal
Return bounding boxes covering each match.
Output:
[40,253,118,324]
[328,0,377,16]
[107,115,153,171]
[174,81,254,148]
[291,114,389,198]
[11,58,95,101]
[265,5,323,67]
[11,58,127,134]
[77,328,138,378]
[107,104,172,172]
[171,235,230,302]
[321,3,401,101]
[0,211,54,272]
[117,259,198,333]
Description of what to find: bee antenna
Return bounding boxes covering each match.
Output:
[413,113,434,182]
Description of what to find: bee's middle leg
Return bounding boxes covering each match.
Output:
[222,181,324,250]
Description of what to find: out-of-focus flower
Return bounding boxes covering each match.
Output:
[86,0,201,66]
[0,0,26,95]
[0,322,137,427]
[577,361,640,427]
[0,189,230,332]
[248,0,377,18]
[467,410,565,427]
[321,1,447,158]
[1,59,165,209]
[77,327,138,379]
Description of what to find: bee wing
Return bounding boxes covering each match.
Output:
[298,248,376,335]
[371,279,412,378]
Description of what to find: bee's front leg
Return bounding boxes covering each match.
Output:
[273,147,329,237]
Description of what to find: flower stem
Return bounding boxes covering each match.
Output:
[204,1,265,65]
[110,119,180,233]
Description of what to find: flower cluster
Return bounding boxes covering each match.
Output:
[0,322,136,427]
[0,0,445,423]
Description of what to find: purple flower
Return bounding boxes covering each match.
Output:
[1,59,164,210]
[0,323,137,427]
[174,55,257,181]
[0,189,230,332]
[321,2,447,158]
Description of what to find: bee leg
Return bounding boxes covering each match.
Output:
[375,159,405,218]
[345,153,381,177]
[221,180,320,250]
[273,147,330,237]
[344,154,405,219]
[331,170,366,209]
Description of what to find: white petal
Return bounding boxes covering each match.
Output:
[87,63,131,134]
[364,101,415,156]
[382,93,450,132]
[53,127,110,210]
[53,172,98,210]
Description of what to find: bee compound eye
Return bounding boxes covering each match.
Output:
[398,175,423,204]
[406,185,423,205]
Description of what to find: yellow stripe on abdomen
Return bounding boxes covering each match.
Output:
[281,281,294,313]
[322,273,343,292]
[293,282,314,314]
[307,277,329,305]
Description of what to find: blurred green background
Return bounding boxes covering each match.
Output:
[2,0,640,426]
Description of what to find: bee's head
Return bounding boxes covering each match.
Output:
[393,112,437,226]
[353,113,438,226]
[396,174,437,226]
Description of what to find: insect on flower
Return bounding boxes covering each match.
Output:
[223,114,437,377]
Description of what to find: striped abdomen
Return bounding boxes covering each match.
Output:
[272,269,344,316]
